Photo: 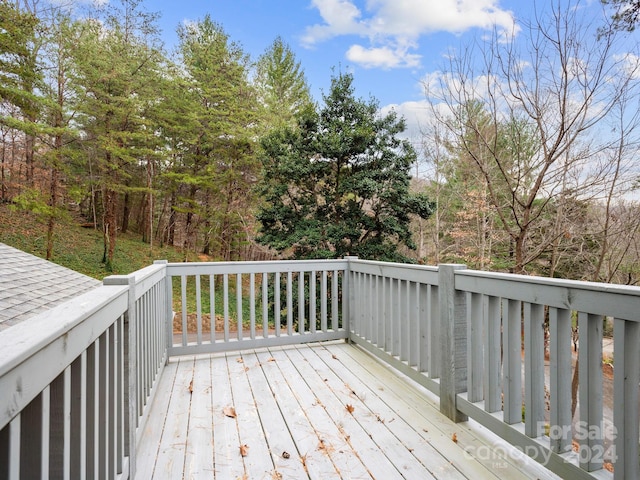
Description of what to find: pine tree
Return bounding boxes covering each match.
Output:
[258,71,433,261]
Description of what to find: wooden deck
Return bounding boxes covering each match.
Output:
[137,342,559,480]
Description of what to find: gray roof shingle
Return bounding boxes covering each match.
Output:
[0,243,101,331]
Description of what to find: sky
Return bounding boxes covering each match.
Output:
[70,0,620,141]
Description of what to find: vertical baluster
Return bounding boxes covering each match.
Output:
[116,315,124,475]
[614,318,640,479]
[236,274,243,342]
[429,284,440,379]
[468,293,483,403]
[548,307,571,452]
[180,275,187,347]
[298,271,305,334]
[9,414,20,480]
[384,276,392,353]
[51,372,67,478]
[418,282,429,373]
[524,302,544,437]
[310,271,317,334]
[262,273,269,338]
[578,312,603,472]
[503,298,522,424]
[375,275,383,347]
[210,275,216,343]
[484,295,501,413]
[274,273,281,337]
[195,275,202,345]
[287,271,293,335]
[41,387,50,480]
[392,278,400,357]
[409,282,419,368]
[331,270,339,330]
[250,272,256,339]
[321,271,327,332]
[223,274,230,342]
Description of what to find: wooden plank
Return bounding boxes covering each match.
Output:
[225,351,274,479]
[503,298,522,425]
[332,343,543,480]
[183,356,214,478]
[312,344,461,479]
[152,357,193,479]
[524,303,544,438]
[284,345,406,479]
[210,354,245,480]
[135,358,176,479]
[242,350,311,479]
[263,346,366,479]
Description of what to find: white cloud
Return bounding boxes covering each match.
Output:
[303,0,517,69]
[346,44,420,69]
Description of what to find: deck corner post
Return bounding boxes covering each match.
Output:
[438,264,468,423]
[103,274,138,479]
[344,256,358,343]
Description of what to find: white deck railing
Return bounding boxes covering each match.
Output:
[1,257,638,479]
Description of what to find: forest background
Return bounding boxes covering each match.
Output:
[1,0,640,286]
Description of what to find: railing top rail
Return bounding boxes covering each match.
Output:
[0,284,128,429]
[165,258,349,275]
[349,258,439,283]
[456,268,640,320]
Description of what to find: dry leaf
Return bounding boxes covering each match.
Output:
[240,444,249,457]
[346,404,355,414]
[236,358,244,363]
[282,451,290,459]
[268,357,276,362]
[332,354,338,359]
[452,433,458,443]
[224,406,237,418]
[271,471,283,480]
[188,380,193,394]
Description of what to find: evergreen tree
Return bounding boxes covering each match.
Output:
[258,71,433,261]
[254,36,313,130]
[70,0,163,269]
[175,16,259,259]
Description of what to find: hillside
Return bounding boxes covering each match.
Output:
[0,204,193,280]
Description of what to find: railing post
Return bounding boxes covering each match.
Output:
[103,274,137,480]
[344,256,358,342]
[154,260,172,362]
[438,264,468,423]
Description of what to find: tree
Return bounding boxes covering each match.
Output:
[254,36,313,130]
[424,1,639,274]
[70,0,164,269]
[258,71,434,261]
[174,16,259,260]
[0,0,42,187]
[602,0,640,31]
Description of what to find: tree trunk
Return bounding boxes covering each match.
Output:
[103,187,118,270]
[121,191,130,234]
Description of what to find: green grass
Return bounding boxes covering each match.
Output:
[0,203,187,279]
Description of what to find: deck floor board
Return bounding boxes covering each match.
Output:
[137,342,560,480]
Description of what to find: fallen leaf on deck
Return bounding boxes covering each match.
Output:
[452,433,458,443]
[188,380,193,394]
[332,354,338,359]
[282,451,290,459]
[346,404,355,414]
[240,444,249,457]
[236,358,244,363]
[268,357,276,362]
[224,406,237,418]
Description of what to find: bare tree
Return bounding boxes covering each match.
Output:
[423,1,640,274]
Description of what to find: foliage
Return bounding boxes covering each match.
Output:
[602,0,640,31]
[254,36,314,130]
[257,72,434,261]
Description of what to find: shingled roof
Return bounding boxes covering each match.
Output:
[0,243,101,331]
